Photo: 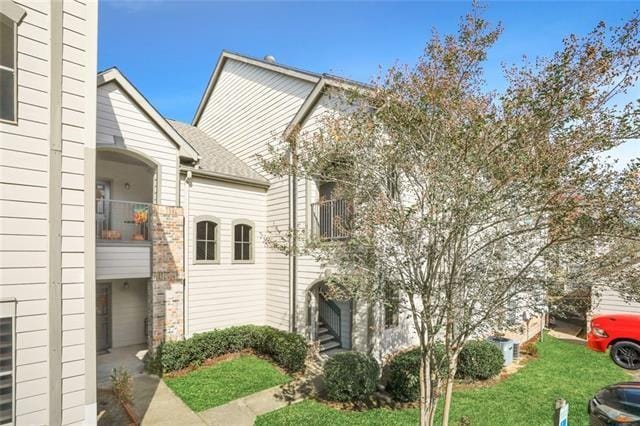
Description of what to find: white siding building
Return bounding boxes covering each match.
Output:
[1,14,554,423]
[0,0,98,424]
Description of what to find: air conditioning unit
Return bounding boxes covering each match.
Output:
[512,342,521,360]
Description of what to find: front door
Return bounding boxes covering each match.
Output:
[96,283,111,354]
[96,180,111,238]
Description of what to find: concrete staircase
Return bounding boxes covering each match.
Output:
[317,320,346,358]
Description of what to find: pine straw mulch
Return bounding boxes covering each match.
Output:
[162,350,294,379]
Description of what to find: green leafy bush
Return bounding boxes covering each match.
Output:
[159,325,308,374]
[110,366,133,403]
[456,340,504,380]
[324,352,380,402]
[385,345,446,402]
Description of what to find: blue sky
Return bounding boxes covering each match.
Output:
[99,1,638,164]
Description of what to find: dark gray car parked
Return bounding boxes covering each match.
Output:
[589,382,640,425]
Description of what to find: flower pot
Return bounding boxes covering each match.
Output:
[132,233,145,241]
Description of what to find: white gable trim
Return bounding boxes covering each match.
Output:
[97,68,200,161]
[283,75,370,140]
[192,50,321,126]
[0,0,26,23]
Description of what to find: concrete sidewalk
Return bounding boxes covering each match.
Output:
[198,377,316,426]
[548,319,585,344]
[132,373,316,426]
[133,375,205,425]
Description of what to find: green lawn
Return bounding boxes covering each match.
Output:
[164,354,291,412]
[256,334,631,425]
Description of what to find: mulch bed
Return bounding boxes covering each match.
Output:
[163,350,293,379]
[315,339,541,412]
[97,389,133,426]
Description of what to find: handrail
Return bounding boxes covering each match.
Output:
[310,198,351,240]
[319,296,341,341]
[96,199,152,242]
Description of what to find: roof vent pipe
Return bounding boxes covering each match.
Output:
[264,55,276,63]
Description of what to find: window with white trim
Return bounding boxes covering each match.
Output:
[233,221,254,262]
[194,217,219,263]
[0,301,15,426]
[0,13,17,123]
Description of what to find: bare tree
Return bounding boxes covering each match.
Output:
[261,5,640,425]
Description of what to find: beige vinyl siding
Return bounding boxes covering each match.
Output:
[196,58,315,329]
[182,176,267,335]
[0,1,95,424]
[0,2,50,424]
[592,287,640,316]
[95,245,151,280]
[109,279,147,348]
[97,81,179,206]
[60,1,94,423]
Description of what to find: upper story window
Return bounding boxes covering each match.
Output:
[0,3,25,124]
[384,286,400,329]
[233,220,254,263]
[194,216,219,263]
[0,300,15,426]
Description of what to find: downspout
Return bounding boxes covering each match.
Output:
[183,170,192,339]
[289,145,298,333]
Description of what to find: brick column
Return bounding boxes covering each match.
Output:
[149,205,184,350]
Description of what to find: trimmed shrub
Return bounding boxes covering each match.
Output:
[324,352,380,402]
[159,325,308,374]
[385,345,446,402]
[456,340,504,381]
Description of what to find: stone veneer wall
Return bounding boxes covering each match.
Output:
[149,205,184,349]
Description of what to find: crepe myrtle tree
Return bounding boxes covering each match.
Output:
[260,5,640,425]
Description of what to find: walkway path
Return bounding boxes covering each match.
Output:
[198,376,317,425]
[133,374,317,425]
[134,375,204,425]
[548,319,585,344]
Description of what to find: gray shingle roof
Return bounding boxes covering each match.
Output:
[168,120,269,186]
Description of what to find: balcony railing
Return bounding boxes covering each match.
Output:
[96,199,152,243]
[310,199,351,240]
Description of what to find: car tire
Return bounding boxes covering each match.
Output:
[610,341,640,370]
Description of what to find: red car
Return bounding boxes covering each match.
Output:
[587,314,640,370]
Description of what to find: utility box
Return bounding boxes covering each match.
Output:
[487,336,515,366]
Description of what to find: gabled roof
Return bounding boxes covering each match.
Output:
[97,67,200,161]
[191,50,371,127]
[283,74,373,140]
[168,120,270,189]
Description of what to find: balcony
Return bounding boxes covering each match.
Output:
[97,199,152,243]
[96,199,152,280]
[310,199,351,240]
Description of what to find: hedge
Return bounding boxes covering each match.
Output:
[385,345,446,402]
[455,340,504,380]
[386,340,503,402]
[324,352,380,402]
[157,325,308,374]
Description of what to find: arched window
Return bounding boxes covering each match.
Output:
[194,216,219,263]
[233,220,254,263]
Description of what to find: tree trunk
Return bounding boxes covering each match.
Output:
[442,364,457,426]
[419,350,436,426]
